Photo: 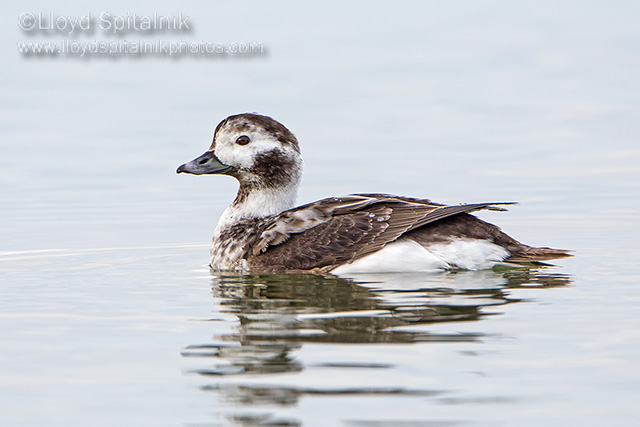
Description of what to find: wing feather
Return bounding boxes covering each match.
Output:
[245,194,515,273]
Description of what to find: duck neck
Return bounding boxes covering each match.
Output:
[215,180,299,232]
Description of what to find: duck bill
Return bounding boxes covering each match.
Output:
[176,151,234,175]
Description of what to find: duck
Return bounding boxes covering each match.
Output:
[177,113,571,274]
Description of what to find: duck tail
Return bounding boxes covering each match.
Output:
[505,246,573,263]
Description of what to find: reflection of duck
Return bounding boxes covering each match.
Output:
[177,113,571,274]
[184,269,572,380]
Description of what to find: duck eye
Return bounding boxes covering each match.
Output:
[235,135,250,146]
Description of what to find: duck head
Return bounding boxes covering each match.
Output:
[177,113,303,219]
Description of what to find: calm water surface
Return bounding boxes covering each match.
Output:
[2,1,640,426]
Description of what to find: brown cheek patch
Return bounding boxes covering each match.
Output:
[252,149,297,189]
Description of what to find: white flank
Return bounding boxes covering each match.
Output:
[428,238,510,270]
[331,238,509,275]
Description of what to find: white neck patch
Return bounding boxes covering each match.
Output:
[214,181,300,233]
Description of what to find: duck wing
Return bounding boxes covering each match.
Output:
[246,194,514,273]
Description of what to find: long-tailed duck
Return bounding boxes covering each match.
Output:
[177,113,571,274]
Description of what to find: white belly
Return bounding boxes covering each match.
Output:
[330,238,509,275]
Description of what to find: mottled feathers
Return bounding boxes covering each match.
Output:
[177,113,572,274]
[233,193,567,274]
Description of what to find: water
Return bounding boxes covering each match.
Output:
[2,1,640,426]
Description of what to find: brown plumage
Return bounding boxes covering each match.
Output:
[243,194,571,274]
[177,113,572,274]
